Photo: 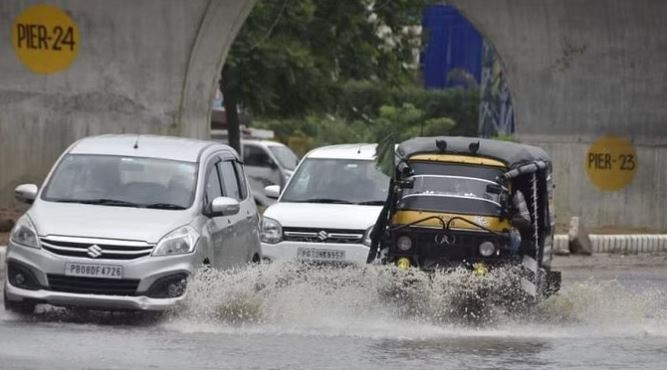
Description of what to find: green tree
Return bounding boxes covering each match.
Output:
[221,0,430,151]
[371,103,456,175]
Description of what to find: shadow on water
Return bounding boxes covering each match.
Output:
[2,305,165,327]
[369,337,551,368]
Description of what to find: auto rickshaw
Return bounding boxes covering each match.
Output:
[367,136,561,300]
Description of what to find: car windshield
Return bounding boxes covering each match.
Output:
[42,154,197,209]
[281,158,389,204]
[406,175,505,205]
[269,145,299,170]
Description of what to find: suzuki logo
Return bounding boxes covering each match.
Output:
[87,244,103,258]
[317,231,329,241]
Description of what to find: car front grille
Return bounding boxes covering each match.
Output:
[283,227,365,244]
[47,274,140,296]
[40,236,154,260]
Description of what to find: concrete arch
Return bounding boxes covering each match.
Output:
[1,0,667,230]
[0,0,256,207]
[177,0,257,138]
[451,0,667,231]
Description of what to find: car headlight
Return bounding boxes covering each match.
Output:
[261,217,282,244]
[152,226,199,257]
[362,226,374,247]
[10,215,40,249]
[478,241,496,257]
[396,236,412,251]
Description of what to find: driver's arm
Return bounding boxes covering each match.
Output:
[511,190,531,228]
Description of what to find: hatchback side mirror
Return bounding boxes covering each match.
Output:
[210,196,240,217]
[264,185,280,199]
[14,184,38,204]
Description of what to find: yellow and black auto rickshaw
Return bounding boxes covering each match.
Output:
[367,136,560,299]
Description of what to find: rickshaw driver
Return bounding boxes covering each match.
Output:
[510,189,531,253]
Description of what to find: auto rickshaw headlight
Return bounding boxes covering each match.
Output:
[478,241,496,257]
[397,236,412,251]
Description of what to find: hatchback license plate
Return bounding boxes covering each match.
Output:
[297,248,345,261]
[65,263,123,279]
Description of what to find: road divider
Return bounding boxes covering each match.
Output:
[554,234,667,254]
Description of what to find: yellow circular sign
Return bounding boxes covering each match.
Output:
[11,4,80,74]
[586,136,637,191]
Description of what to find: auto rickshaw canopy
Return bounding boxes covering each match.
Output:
[397,136,552,170]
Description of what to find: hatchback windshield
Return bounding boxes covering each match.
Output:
[269,146,299,170]
[407,175,505,205]
[42,155,197,209]
[281,158,389,204]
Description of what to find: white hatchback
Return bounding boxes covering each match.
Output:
[260,144,388,264]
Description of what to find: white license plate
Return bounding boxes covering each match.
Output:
[297,248,345,261]
[64,263,123,279]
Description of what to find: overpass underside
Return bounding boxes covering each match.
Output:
[1,0,666,230]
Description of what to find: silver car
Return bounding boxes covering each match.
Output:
[4,134,261,313]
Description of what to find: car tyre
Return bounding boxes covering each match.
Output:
[3,288,36,314]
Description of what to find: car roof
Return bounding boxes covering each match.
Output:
[242,139,285,147]
[69,134,230,162]
[306,144,378,160]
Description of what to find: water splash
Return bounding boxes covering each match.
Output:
[3,261,664,339]
[164,261,666,338]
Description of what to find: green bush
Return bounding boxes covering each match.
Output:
[337,80,479,136]
[253,80,480,157]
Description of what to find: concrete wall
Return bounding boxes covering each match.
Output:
[2,0,666,231]
[0,0,256,208]
[453,0,667,231]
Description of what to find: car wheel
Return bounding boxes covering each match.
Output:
[3,288,36,314]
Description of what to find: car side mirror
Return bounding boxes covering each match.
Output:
[397,178,414,189]
[264,185,280,199]
[486,184,503,194]
[209,196,240,217]
[14,184,38,204]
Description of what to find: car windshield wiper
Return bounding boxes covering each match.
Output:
[292,198,354,204]
[82,199,142,207]
[142,203,187,210]
[53,198,141,207]
[355,200,385,205]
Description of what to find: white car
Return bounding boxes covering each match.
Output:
[4,135,261,313]
[260,144,389,264]
[241,140,299,206]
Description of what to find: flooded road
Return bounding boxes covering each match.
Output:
[1,254,666,370]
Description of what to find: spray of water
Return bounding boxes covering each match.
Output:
[163,261,666,338]
[2,261,664,339]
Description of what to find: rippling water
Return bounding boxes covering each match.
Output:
[1,261,666,369]
[164,262,667,338]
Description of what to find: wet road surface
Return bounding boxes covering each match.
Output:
[1,254,666,370]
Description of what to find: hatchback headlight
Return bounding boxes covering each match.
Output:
[362,226,374,247]
[10,215,40,249]
[261,217,282,244]
[152,226,199,257]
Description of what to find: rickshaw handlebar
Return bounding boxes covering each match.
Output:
[502,161,548,180]
[389,215,507,238]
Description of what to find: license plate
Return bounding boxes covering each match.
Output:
[65,263,123,279]
[297,248,345,261]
